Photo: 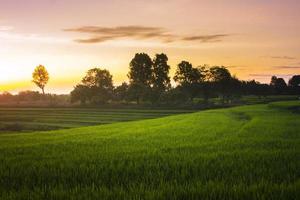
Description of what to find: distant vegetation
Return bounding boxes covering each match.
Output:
[70,53,300,106]
[1,53,299,107]
[0,91,69,107]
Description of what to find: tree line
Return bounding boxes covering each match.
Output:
[0,53,299,106]
[69,52,300,105]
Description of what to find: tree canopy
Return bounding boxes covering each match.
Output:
[67,53,300,106]
[128,53,153,104]
[71,68,113,104]
[32,65,49,94]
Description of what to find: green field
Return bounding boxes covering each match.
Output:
[0,108,191,133]
[0,101,299,199]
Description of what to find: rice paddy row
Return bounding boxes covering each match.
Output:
[0,108,192,133]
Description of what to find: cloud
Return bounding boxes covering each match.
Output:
[227,65,246,69]
[249,73,295,78]
[74,36,119,43]
[64,25,229,44]
[181,34,229,42]
[64,26,163,34]
[64,26,175,43]
[272,66,300,69]
[269,56,296,60]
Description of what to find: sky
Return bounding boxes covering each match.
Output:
[0,0,299,94]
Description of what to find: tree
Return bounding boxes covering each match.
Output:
[32,65,49,94]
[208,66,232,103]
[70,85,91,104]
[242,80,271,97]
[128,53,153,104]
[288,75,300,87]
[113,82,129,102]
[174,61,205,101]
[174,61,196,84]
[208,66,231,82]
[270,76,287,94]
[288,75,300,95]
[151,53,171,103]
[161,87,189,105]
[152,53,171,90]
[71,68,114,104]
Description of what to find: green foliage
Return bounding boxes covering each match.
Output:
[0,101,299,199]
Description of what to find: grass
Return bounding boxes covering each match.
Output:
[0,101,299,199]
[0,108,191,133]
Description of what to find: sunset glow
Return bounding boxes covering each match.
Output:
[1,0,299,93]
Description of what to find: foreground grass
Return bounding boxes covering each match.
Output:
[0,101,299,199]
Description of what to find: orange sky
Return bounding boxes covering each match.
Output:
[0,0,299,94]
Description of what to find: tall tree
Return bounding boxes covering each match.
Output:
[128,53,153,104]
[288,75,300,87]
[151,53,171,103]
[71,68,114,104]
[174,61,205,101]
[208,66,232,103]
[208,66,231,82]
[270,76,287,94]
[288,75,300,94]
[32,65,49,94]
[152,53,171,90]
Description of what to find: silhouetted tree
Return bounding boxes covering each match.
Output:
[161,87,189,105]
[174,61,205,101]
[208,66,232,103]
[68,52,300,107]
[241,80,271,97]
[128,53,153,104]
[228,76,242,101]
[70,85,91,104]
[71,68,114,104]
[151,53,171,104]
[270,76,287,94]
[288,75,300,87]
[114,82,129,102]
[288,75,300,95]
[32,65,49,94]
[196,65,210,103]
